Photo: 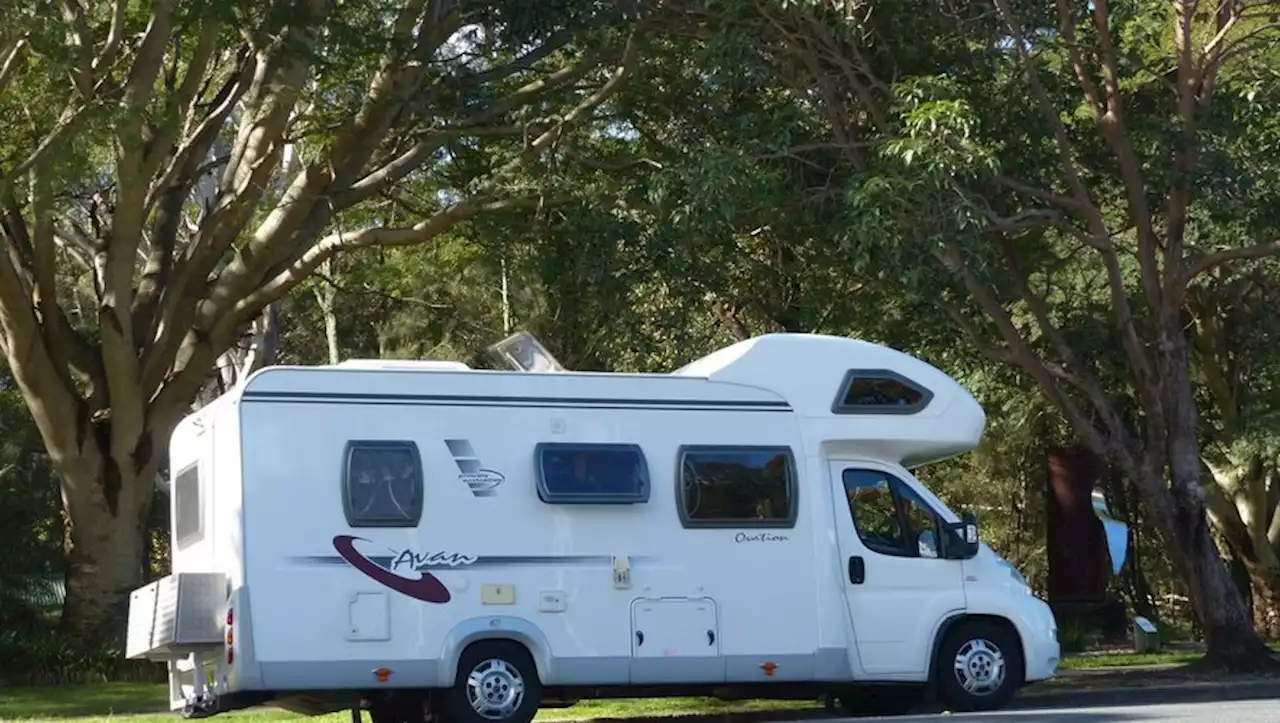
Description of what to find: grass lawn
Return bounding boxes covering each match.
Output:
[0,683,818,723]
[1057,650,1203,669]
[1057,642,1280,670]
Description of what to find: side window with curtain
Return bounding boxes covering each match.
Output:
[343,440,424,527]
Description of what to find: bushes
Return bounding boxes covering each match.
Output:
[0,591,163,686]
[0,624,165,686]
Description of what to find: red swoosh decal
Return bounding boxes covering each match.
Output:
[332,535,452,604]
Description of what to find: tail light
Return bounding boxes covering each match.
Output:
[225,607,235,665]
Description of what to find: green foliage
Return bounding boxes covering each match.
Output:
[0,366,63,609]
[0,626,162,686]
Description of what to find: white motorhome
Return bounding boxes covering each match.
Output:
[126,332,1059,723]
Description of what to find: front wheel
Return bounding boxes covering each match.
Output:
[935,620,1023,712]
[441,641,542,723]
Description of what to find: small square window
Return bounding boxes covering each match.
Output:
[536,443,650,504]
[173,464,202,547]
[343,441,423,527]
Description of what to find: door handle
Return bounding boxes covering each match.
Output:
[707,629,715,646]
[848,556,865,585]
[636,631,644,646]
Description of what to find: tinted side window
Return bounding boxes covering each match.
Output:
[842,469,940,558]
[173,464,201,547]
[679,446,797,528]
[843,471,903,554]
[536,443,650,504]
[833,370,932,414]
[344,441,423,527]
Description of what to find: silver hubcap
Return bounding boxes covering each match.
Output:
[466,658,525,719]
[953,637,1006,696]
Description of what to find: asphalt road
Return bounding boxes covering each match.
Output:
[841,698,1280,722]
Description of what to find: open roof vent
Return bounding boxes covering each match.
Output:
[486,331,567,373]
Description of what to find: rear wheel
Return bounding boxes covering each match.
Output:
[442,640,542,723]
[935,619,1022,712]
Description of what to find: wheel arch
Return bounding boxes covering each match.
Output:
[926,613,1026,686]
[438,617,551,688]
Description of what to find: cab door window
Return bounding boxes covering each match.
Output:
[843,469,941,558]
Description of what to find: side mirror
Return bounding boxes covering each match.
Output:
[941,512,980,560]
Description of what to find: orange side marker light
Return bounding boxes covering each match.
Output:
[374,667,393,684]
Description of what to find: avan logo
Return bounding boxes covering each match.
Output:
[332,535,477,603]
[445,439,505,497]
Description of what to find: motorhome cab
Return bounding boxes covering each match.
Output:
[126,332,1059,722]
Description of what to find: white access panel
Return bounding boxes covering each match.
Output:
[631,597,720,658]
[345,591,391,642]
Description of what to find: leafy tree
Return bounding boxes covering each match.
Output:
[0,0,644,640]
[693,0,1280,665]
[1191,267,1280,637]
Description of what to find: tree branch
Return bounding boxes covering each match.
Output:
[1177,238,1280,293]
[100,3,177,478]
[992,0,1110,241]
[96,0,129,73]
[998,237,1129,441]
[210,31,638,334]
[0,38,25,96]
[139,22,318,396]
[55,0,96,98]
[937,243,1125,462]
[0,211,88,470]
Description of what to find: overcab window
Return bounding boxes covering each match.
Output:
[535,443,650,504]
[343,440,424,527]
[832,369,933,415]
[678,446,797,528]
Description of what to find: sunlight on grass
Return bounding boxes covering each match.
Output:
[1058,651,1203,669]
[0,684,818,723]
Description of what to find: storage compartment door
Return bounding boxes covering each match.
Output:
[629,597,724,684]
[345,591,391,642]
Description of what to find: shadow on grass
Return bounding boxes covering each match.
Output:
[0,682,169,720]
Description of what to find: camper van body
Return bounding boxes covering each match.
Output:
[126,333,1059,721]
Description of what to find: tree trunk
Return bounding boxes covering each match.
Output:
[1248,568,1280,641]
[58,452,157,643]
[1154,309,1275,669]
[315,260,340,364]
[1225,540,1254,623]
[323,298,340,365]
[1167,501,1272,667]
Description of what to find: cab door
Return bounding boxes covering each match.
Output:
[828,461,967,678]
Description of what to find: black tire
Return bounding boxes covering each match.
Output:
[442,640,542,723]
[935,619,1023,712]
